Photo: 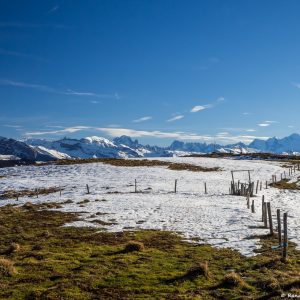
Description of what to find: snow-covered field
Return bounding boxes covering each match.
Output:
[0,157,299,256]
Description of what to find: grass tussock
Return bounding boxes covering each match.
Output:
[123,241,145,253]
[6,243,21,254]
[52,158,220,172]
[0,203,299,299]
[0,258,17,276]
[186,261,210,280]
[220,272,249,289]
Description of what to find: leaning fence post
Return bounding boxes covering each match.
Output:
[267,202,273,235]
[204,182,207,194]
[86,184,90,194]
[256,180,259,194]
[282,212,288,262]
[277,209,281,246]
[174,179,177,193]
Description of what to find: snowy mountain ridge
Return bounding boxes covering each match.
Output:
[1,133,300,161]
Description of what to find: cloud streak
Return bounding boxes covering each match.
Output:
[48,5,59,13]
[167,115,184,122]
[0,49,46,62]
[190,96,226,113]
[133,116,152,123]
[0,22,70,29]
[0,80,119,99]
[190,105,206,113]
[24,125,269,144]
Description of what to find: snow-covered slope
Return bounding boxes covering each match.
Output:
[0,157,299,256]
[0,136,57,161]
[26,136,141,159]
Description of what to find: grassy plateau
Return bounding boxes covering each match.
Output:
[0,202,299,300]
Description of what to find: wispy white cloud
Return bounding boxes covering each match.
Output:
[242,112,251,115]
[133,116,152,123]
[245,129,256,132]
[264,120,277,124]
[288,125,295,128]
[209,57,220,64]
[3,124,22,128]
[167,115,184,122]
[190,96,226,113]
[258,120,277,127]
[292,82,300,89]
[0,22,70,29]
[48,5,59,13]
[24,125,269,144]
[0,48,46,62]
[63,89,119,99]
[0,79,119,99]
[190,105,206,113]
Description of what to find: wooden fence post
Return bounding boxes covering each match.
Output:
[86,184,90,194]
[267,202,273,235]
[265,181,268,189]
[261,195,265,222]
[256,180,259,194]
[277,209,281,246]
[204,182,207,194]
[251,199,255,213]
[263,202,268,228]
[174,179,177,193]
[282,212,288,262]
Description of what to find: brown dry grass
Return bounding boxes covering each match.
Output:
[0,186,61,200]
[52,158,220,172]
[0,258,17,276]
[220,272,249,288]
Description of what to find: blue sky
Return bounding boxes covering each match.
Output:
[0,0,299,145]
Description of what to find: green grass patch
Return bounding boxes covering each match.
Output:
[0,203,299,299]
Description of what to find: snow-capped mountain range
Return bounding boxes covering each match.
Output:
[0,133,300,161]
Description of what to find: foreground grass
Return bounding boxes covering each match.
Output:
[0,204,299,299]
